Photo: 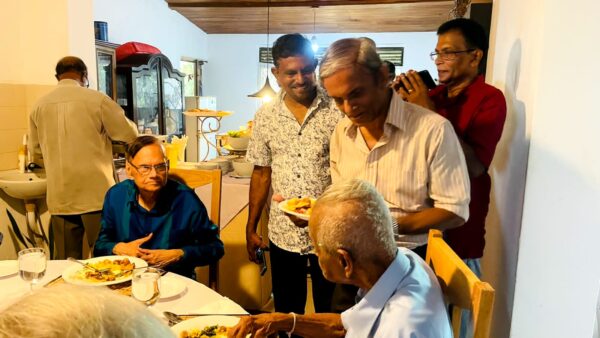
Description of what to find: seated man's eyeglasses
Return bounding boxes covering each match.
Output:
[429,49,475,61]
[129,161,169,176]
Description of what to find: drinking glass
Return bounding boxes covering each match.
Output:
[131,267,162,306]
[18,248,47,291]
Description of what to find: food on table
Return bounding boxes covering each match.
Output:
[77,258,135,282]
[227,129,250,138]
[285,197,316,215]
[180,325,229,338]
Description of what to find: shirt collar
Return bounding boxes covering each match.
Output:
[124,179,174,214]
[275,86,328,120]
[341,248,412,336]
[58,79,81,87]
[342,90,407,139]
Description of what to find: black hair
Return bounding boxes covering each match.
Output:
[55,56,88,77]
[382,60,395,79]
[437,18,488,54]
[126,135,161,161]
[271,33,315,67]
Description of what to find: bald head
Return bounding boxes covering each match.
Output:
[55,56,87,82]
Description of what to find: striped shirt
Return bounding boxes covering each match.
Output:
[330,91,470,248]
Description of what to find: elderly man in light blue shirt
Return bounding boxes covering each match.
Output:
[229,179,452,338]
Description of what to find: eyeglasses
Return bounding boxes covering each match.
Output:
[429,49,475,61]
[129,161,168,176]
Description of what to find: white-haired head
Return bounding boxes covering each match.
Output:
[310,179,396,266]
[319,38,383,81]
[0,284,175,338]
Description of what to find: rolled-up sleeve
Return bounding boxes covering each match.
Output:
[429,121,471,221]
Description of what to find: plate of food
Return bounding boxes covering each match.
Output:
[172,315,242,338]
[278,197,316,221]
[62,255,147,286]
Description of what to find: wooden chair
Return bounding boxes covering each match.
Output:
[169,167,222,291]
[425,229,495,338]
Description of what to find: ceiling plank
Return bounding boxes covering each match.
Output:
[169,0,457,34]
[168,0,450,8]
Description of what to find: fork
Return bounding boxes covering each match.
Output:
[67,257,111,274]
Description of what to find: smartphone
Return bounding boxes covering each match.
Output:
[256,247,268,276]
[394,70,437,91]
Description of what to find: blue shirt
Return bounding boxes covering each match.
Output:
[94,179,224,278]
[341,248,452,338]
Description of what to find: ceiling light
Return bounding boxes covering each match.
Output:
[248,0,277,100]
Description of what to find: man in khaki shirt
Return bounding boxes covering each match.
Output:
[29,56,138,259]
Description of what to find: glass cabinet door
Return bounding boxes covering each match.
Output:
[95,41,119,100]
[134,68,160,134]
[162,66,184,135]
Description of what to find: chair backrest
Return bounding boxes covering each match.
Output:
[169,168,222,291]
[425,229,495,338]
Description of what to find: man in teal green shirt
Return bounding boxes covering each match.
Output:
[94,136,224,278]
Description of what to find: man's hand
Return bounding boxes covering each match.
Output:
[395,70,435,111]
[228,314,288,338]
[137,248,184,268]
[112,233,153,257]
[273,193,309,228]
[246,232,268,264]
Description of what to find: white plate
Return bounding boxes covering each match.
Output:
[278,198,315,221]
[0,260,18,278]
[171,316,242,337]
[62,255,147,286]
[159,274,187,299]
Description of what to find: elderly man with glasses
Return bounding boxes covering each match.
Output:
[396,18,506,273]
[94,136,224,278]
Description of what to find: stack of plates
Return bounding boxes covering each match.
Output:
[207,157,233,174]
[177,162,220,170]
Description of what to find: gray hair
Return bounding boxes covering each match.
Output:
[0,284,175,338]
[319,38,382,81]
[313,179,396,265]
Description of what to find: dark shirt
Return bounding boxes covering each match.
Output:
[429,75,507,258]
[94,179,224,278]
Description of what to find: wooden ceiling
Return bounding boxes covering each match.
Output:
[166,0,463,34]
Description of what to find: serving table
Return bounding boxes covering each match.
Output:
[0,260,246,317]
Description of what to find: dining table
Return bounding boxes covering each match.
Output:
[0,259,248,319]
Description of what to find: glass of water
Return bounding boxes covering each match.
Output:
[18,248,47,291]
[131,267,162,306]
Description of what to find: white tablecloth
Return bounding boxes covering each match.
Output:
[0,260,246,317]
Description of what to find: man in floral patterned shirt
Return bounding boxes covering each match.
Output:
[246,34,343,324]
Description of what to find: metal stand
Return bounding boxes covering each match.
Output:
[184,110,232,161]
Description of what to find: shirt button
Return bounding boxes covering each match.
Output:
[297,174,301,178]
[298,154,301,157]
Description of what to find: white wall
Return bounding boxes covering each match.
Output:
[204,32,437,133]
[487,0,600,337]
[93,0,208,70]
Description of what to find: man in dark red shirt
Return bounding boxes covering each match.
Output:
[395,18,506,272]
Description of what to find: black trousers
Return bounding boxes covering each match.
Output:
[330,243,428,313]
[270,242,335,314]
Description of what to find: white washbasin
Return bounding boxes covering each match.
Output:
[0,170,46,200]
